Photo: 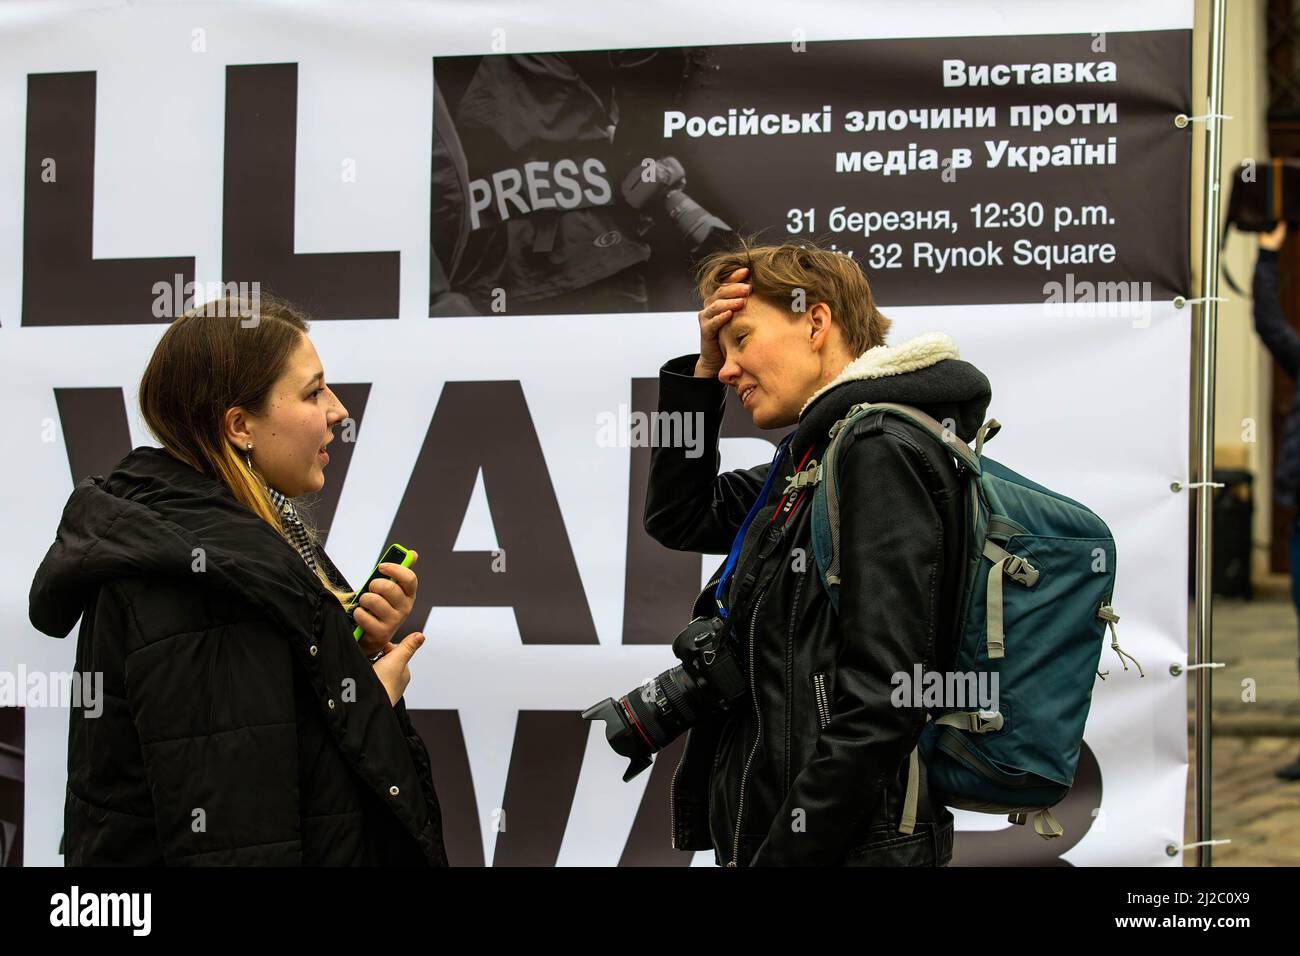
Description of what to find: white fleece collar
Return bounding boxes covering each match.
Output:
[800,331,960,416]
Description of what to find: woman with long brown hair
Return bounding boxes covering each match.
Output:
[29,294,447,866]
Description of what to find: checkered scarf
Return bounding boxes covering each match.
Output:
[267,486,320,573]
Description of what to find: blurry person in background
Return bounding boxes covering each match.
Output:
[1252,220,1300,781]
[28,295,448,864]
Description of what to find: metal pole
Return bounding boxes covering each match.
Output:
[1193,0,1228,868]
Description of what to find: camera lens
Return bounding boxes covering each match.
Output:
[620,666,697,751]
[583,616,747,781]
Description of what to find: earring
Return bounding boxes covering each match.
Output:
[245,441,254,472]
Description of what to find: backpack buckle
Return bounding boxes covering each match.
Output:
[936,709,1004,733]
[828,403,875,440]
[1004,555,1039,587]
[782,461,822,495]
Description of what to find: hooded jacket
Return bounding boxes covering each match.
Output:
[644,331,992,866]
[28,446,448,866]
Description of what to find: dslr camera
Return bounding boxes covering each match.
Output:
[582,614,747,780]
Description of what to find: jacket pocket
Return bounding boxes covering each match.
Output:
[810,671,832,730]
[844,814,954,867]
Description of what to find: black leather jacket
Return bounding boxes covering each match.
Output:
[645,348,992,866]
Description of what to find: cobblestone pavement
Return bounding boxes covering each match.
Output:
[1183,575,1300,866]
[1183,735,1300,866]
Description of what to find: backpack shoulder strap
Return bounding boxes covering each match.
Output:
[844,402,983,474]
[807,402,987,611]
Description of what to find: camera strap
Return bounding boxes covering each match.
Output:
[714,432,794,620]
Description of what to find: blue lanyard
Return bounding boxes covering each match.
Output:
[714,432,794,619]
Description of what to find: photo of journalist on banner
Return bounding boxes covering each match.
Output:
[430,49,737,317]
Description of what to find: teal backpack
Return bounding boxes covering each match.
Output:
[785,401,1144,840]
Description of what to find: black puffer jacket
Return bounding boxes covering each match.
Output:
[645,333,992,866]
[28,446,448,866]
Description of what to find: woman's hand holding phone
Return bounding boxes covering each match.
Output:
[353,550,419,659]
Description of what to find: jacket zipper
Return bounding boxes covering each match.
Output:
[812,672,831,730]
[729,582,770,867]
[669,733,686,849]
[783,571,802,794]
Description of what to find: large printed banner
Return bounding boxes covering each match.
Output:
[0,0,1192,866]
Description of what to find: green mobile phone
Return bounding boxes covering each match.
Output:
[345,543,415,641]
